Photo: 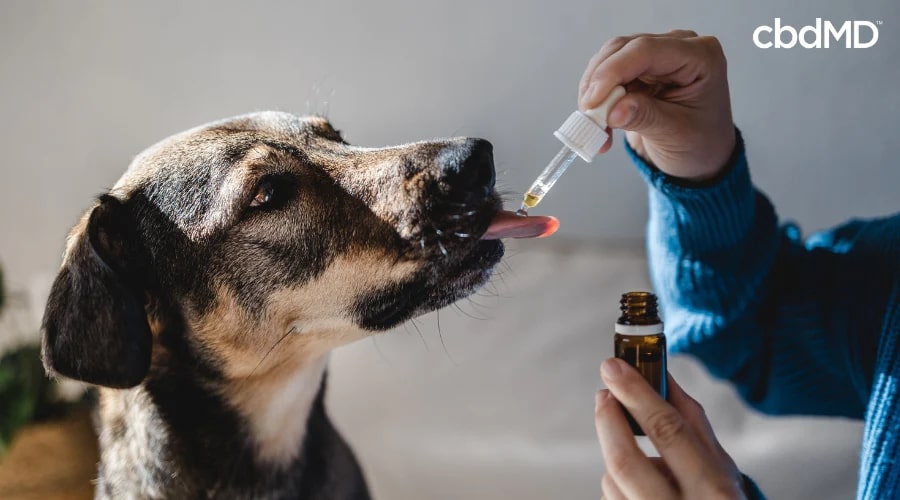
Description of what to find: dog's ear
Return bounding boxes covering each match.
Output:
[41,194,152,388]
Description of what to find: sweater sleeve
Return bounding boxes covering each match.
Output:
[630,129,894,418]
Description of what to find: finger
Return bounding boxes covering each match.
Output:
[601,358,713,482]
[581,36,710,110]
[667,374,745,479]
[607,98,634,130]
[665,373,720,453]
[594,390,675,498]
[607,91,689,137]
[606,94,659,132]
[601,474,627,500]
[578,30,699,102]
[664,29,701,38]
[579,33,667,99]
[648,457,677,486]
[597,128,613,154]
[579,36,633,100]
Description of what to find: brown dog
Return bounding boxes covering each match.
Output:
[39,112,555,499]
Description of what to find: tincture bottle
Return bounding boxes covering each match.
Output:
[614,291,667,436]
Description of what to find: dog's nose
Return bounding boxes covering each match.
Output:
[443,139,496,196]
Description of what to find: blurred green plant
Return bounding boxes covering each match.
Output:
[0,265,86,456]
[0,345,56,454]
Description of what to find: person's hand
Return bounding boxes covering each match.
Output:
[580,31,735,182]
[595,358,747,499]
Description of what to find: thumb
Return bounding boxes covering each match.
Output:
[607,93,663,133]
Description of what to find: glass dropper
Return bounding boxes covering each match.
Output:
[517,85,626,215]
[517,146,579,214]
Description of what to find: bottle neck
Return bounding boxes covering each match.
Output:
[616,291,663,335]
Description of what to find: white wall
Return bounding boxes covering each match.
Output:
[1,0,898,289]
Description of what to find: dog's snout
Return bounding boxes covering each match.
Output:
[443,139,496,195]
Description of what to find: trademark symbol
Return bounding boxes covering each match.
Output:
[876,20,883,25]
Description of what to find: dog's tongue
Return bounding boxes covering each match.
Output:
[481,210,559,240]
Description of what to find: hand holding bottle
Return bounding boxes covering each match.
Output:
[595,359,748,500]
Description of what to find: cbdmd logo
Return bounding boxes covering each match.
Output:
[753,18,881,48]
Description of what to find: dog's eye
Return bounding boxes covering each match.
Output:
[251,182,274,207]
[249,176,294,209]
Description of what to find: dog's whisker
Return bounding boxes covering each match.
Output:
[464,298,497,320]
[467,292,495,310]
[498,260,518,282]
[246,327,296,379]
[322,88,336,118]
[477,281,501,299]
[453,232,472,238]
[489,280,512,299]
[434,310,457,365]
[409,318,429,351]
[311,83,321,114]
[452,301,490,321]
[437,240,448,257]
[465,293,491,308]
[370,335,390,364]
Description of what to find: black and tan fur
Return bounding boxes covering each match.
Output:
[40,112,505,499]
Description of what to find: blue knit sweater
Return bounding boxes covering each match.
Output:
[628,130,900,499]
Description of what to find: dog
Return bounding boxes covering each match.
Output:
[39,112,556,499]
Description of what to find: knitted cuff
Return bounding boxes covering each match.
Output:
[626,128,756,255]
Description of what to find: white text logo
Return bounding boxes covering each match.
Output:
[753,18,880,48]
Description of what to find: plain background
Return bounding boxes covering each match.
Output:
[0,1,895,498]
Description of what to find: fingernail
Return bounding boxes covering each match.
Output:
[601,358,623,380]
[608,102,635,128]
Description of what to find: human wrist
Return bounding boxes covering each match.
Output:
[625,126,738,186]
[626,126,744,189]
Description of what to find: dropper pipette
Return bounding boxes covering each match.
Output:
[518,86,626,215]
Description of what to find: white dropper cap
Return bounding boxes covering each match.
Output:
[553,85,627,162]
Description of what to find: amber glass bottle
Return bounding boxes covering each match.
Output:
[614,291,667,436]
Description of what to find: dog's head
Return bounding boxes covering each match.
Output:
[40,112,556,389]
